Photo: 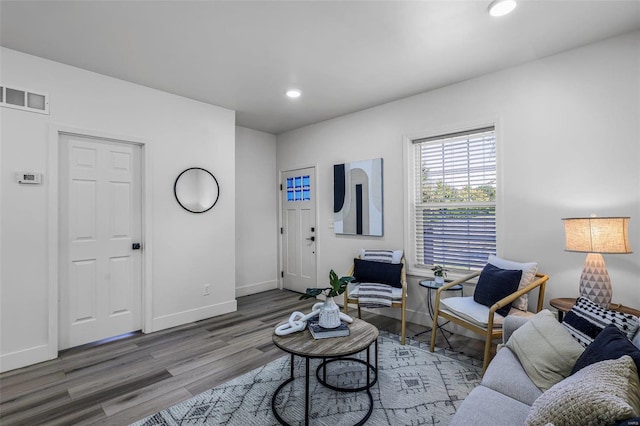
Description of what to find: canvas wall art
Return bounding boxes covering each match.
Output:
[333,158,383,236]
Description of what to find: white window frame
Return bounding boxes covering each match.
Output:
[0,84,50,114]
[403,122,503,278]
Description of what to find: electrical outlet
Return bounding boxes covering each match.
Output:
[203,284,211,296]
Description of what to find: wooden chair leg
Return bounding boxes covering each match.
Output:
[482,330,493,374]
[429,310,439,352]
[400,304,406,345]
[357,303,362,318]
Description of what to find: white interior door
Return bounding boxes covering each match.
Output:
[59,134,142,349]
[281,167,317,294]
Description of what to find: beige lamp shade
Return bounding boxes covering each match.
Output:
[563,217,631,254]
[562,216,632,307]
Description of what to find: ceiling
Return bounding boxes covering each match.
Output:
[1,1,639,135]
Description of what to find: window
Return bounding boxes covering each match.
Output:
[0,85,49,114]
[410,127,496,272]
[286,174,310,202]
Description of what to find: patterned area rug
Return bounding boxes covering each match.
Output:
[131,332,482,425]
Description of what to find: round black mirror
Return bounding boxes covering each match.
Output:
[174,167,220,213]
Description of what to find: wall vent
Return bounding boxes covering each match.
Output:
[0,85,49,114]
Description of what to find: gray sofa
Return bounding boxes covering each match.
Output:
[450,316,538,425]
[450,315,640,425]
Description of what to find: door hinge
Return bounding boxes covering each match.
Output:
[281,271,284,278]
[280,227,283,234]
[280,184,283,191]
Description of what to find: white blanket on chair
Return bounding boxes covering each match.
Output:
[357,283,393,308]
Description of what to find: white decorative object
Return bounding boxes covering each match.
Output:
[434,276,445,285]
[274,303,353,336]
[319,297,341,328]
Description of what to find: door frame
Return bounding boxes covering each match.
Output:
[47,124,153,358]
[278,164,319,290]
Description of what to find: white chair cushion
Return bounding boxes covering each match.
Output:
[487,255,538,311]
[359,249,403,264]
[348,282,403,300]
[440,296,534,329]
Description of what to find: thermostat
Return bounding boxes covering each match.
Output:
[16,172,43,184]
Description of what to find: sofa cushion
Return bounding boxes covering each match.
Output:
[352,258,403,288]
[482,347,543,406]
[505,310,584,391]
[562,296,640,347]
[524,356,640,426]
[487,255,538,311]
[449,385,531,426]
[571,323,640,377]
[473,263,522,316]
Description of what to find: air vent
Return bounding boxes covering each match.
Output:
[0,85,49,114]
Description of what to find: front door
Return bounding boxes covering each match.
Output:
[281,167,317,294]
[59,133,142,349]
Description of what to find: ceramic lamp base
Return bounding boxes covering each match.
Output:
[579,253,612,308]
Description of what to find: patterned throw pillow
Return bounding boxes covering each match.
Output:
[524,356,640,426]
[359,249,403,264]
[562,296,640,347]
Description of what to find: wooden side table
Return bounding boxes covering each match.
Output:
[550,297,640,321]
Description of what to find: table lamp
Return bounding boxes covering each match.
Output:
[562,216,632,307]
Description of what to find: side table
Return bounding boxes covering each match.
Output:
[415,280,464,349]
[550,297,640,322]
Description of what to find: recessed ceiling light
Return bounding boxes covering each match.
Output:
[286,89,302,99]
[488,0,517,17]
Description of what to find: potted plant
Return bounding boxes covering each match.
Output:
[431,265,448,285]
[300,270,354,328]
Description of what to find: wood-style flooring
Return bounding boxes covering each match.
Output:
[0,289,485,425]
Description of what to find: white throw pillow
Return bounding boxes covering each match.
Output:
[487,255,538,311]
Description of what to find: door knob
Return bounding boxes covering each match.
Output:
[306,236,315,242]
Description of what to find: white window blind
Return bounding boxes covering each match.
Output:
[412,127,496,271]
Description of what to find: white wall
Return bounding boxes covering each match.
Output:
[276,32,640,326]
[235,126,278,296]
[0,48,237,372]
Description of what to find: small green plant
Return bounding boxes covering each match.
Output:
[300,270,354,299]
[431,265,448,277]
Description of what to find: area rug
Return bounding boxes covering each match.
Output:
[131,332,482,425]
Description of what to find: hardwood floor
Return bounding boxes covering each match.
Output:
[0,289,485,425]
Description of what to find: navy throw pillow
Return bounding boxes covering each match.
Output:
[353,258,402,288]
[571,323,640,378]
[473,263,522,316]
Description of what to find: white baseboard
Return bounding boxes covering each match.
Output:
[151,299,237,332]
[236,280,277,298]
[0,344,55,373]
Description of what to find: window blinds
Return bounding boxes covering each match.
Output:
[413,127,496,271]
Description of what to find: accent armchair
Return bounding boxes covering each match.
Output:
[429,256,549,373]
[343,249,407,344]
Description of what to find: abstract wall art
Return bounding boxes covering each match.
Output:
[333,158,383,236]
